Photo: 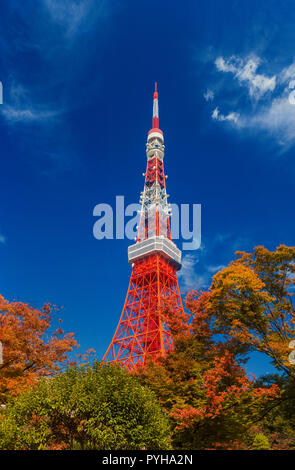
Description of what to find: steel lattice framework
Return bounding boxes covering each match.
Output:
[103,84,184,369]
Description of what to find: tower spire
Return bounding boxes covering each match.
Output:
[152,81,159,129]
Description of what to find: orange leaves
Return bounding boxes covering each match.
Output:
[170,406,202,429]
[202,352,252,416]
[187,290,214,341]
[169,346,280,438]
[161,294,191,339]
[0,294,78,401]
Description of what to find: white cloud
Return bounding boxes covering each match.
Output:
[2,106,60,123]
[207,54,295,147]
[229,92,295,146]
[212,106,239,124]
[207,264,226,273]
[44,0,89,34]
[0,235,6,244]
[43,0,107,38]
[1,82,62,124]
[215,56,237,74]
[0,2,110,173]
[204,89,214,101]
[279,61,295,84]
[178,254,202,291]
[215,55,276,99]
[178,253,225,292]
[249,94,295,143]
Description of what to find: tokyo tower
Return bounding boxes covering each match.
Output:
[103,84,184,368]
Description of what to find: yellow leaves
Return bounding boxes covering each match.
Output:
[208,263,273,331]
[212,263,266,295]
[207,245,295,378]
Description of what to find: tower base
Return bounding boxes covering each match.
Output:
[102,254,183,369]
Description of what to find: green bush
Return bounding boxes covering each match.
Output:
[251,433,271,450]
[0,361,171,450]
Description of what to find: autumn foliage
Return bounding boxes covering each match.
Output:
[1,245,295,450]
[0,295,78,402]
[137,289,280,449]
[208,245,295,378]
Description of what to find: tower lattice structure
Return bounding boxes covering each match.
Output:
[103,84,184,369]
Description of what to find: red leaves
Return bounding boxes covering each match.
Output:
[0,294,79,401]
[170,406,202,429]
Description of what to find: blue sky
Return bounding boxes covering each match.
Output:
[0,0,295,377]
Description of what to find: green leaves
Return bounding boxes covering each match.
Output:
[0,361,171,450]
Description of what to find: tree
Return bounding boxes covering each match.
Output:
[251,433,271,450]
[0,361,171,450]
[0,294,78,402]
[137,291,279,450]
[208,245,295,379]
[251,374,295,450]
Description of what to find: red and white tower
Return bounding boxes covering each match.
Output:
[103,84,184,369]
